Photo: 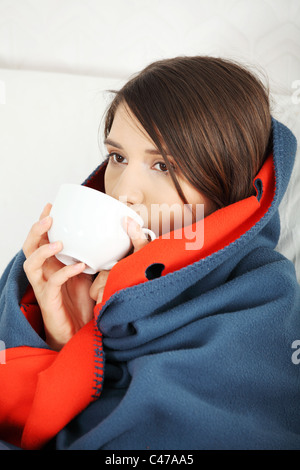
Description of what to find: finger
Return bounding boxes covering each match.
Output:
[38,204,53,247]
[38,203,52,221]
[46,262,87,292]
[89,271,110,302]
[23,210,53,258]
[125,217,149,253]
[23,241,63,286]
[38,203,53,241]
[42,263,87,318]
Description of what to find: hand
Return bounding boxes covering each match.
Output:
[23,204,95,351]
[89,217,150,304]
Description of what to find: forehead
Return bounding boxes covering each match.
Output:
[108,104,173,160]
[108,104,154,145]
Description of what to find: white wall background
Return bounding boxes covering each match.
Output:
[0,0,300,276]
[0,0,299,88]
[0,0,300,88]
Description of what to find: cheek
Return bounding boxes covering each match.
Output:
[180,183,214,218]
[104,168,114,196]
[146,202,186,236]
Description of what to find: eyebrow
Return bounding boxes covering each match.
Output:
[104,138,162,155]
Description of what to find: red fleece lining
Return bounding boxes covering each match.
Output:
[0,348,57,447]
[0,320,97,450]
[21,320,97,450]
[20,286,44,337]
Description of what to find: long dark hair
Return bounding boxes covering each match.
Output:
[104,56,272,209]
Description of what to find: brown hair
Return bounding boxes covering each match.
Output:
[104,56,272,209]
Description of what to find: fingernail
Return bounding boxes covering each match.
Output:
[123,216,132,232]
[72,262,85,270]
[128,219,145,241]
[49,241,62,251]
[127,217,138,228]
[40,215,51,226]
[127,217,137,232]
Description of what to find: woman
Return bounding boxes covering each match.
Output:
[0,56,299,450]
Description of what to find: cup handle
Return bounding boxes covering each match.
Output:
[141,228,156,241]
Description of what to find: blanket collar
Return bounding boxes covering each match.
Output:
[85,152,275,314]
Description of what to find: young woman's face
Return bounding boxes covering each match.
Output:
[104,104,214,237]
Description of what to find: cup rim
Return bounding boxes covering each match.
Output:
[59,183,144,226]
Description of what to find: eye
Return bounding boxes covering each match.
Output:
[154,162,168,172]
[108,152,127,165]
[153,161,176,174]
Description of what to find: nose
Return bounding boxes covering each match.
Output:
[120,189,144,206]
[111,167,145,206]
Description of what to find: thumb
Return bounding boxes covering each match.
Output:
[125,217,149,253]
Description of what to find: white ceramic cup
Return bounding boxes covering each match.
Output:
[48,184,156,274]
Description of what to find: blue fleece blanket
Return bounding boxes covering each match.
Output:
[0,118,300,450]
